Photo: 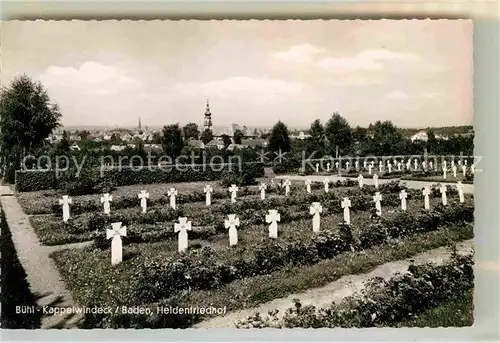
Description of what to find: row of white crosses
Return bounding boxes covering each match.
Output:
[105,181,467,265]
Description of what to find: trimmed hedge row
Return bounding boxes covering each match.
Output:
[236,249,474,328]
[15,162,265,192]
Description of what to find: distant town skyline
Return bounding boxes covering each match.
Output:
[2,20,473,128]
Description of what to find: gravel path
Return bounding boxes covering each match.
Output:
[1,185,83,328]
[194,239,474,328]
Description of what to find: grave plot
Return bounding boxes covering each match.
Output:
[30,178,474,329]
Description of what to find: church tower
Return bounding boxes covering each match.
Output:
[203,99,213,132]
[138,117,142,131]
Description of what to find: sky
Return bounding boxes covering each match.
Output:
[2,20,473,129]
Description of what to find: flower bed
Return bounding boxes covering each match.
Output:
[51,202,473,328]
[235,249,473,328]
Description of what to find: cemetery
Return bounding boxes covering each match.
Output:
[6,158,475,328]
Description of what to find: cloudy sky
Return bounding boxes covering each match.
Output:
[2,20,472,129]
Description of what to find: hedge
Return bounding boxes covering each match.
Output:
[15,162,265,192]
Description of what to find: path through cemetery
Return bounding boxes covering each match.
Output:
[195,239,473,328]
[276,175,475,194]
[0,185,84,328]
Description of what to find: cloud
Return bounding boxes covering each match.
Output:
[317,48,420,73]
[39,61,144,95]
[271,44,325,64]
[168,77,309,99]
[386,90,440,100]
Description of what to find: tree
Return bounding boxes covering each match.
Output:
[161,124,183,158]
[78,130,91,141]
[58,130,71,152]
[308,119,325,153]
[324,113,352,155]
[426,128,437,154]
[233,129,244,145]
[0,74,61,181]
[268,121,291,152]
[200,129,213,145]
[352,126,368,143]
[221,134,231,148]
[182,123,200,141]
[371,120,405,155]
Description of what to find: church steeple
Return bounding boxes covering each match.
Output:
[138,117,142,131]
[203,99,212,131]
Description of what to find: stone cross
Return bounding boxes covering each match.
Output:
[458,159,462,166]
[326,162,331,172]
[346,161,350,170]
[259,182,267,200]
[355,161,359,170]
[378,163,382,173]
[406,160,411,170]
[315,163,319,173]
[138,190,149,213]
[204,185,213,206]
[400,159,404,169]
[323,178,330,193]
[174,217,192,253]
[397,162,402,171]
[461,165,466,177]
[266,209,280,238]
[335,161,339,169]
[373,192,382,216]
[442,166,447,179]
[422,161,427,170]
[373,174,379,188]
[59,195,72,222]
[100,193,113,215]
[429,161,433,170]
[399,190,407,211]
[457,181,465,203]
[363,160,367,168]
[224,214,240,246]
[355,174,363,189]
[283,179,291,196]
[452,165,457,178]
[413,159,418,171]
[305,179,312,193]
[443,160,447,170]
[464,160,468,166]
[310,202,323,233]
[167,188,178,209]
[388,162,392,173]
[229,184,239,203]
[440,184,448,206]
[107,222,126,265]
[451,160,455,168]
[393,159,397,166]
[422,187,431,210]
[368,164,373,175]
[341,197,351,224]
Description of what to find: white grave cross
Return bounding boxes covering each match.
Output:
[452,165,457,178]
[100,193,113,215]
[373,192,382,216]
[259,183,267,200]
[341,197,351,224]
[423,187,431,210]
[440,184,448,206]
[138,190,149,213]
[315,163,319,173]
[107,222,126,265]
[327,162,331,172]
[310,202,323,233]
[399,190,407,211]
[457,181,465,203]
[266,210,281,238]
[167,188,178,209]
[305,179,312,194]
[461,165,466,177]
[224,214,240,246]
[204,185,213,206]
[229,184,239,204]
[442,166,447,179]
[373,174,379,189]
[59,195,72,222]
[323,178,330,193]
[283,179,291,196]
[357,174,364,188]
[174,217,192,253]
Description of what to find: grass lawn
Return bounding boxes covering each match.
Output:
[396,289,474,327]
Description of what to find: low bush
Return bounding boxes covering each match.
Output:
[235,249,474,328]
